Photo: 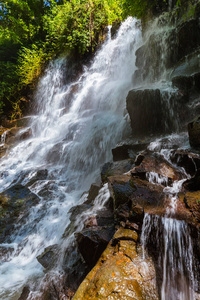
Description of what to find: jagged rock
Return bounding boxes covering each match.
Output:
[183,169,200,192]
[126,88,180,137]
[188,116,200,147]
[131,152,185,184]
[73,228,159,300]
[37,244,59,269]
[75,226,115,269]
[0,184,40,243]
[182,191,200,223]
[18,286,30,300]
[127,89,165,137]
[170,149,200,176]
[101,160,135,183]
[172,73,200,91]
[108,174,165,224]
[112,141,149,161]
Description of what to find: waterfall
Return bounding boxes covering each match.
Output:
[0,18,142,299]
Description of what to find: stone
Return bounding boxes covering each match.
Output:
[0,184,40,243]
[183,191,200,223]
[112,141,149,161]
[188,116,200,147]
[101,160,134,183]
[108,174,166,224]
[131,152,185,184]
[126,88,180,137]
[73,228,159,300]
[75,226,115,269]
[170,149,200,176]
[18,286,30,300]
[37,244,59,269]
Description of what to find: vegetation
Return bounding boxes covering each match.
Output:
[0,0,187,119]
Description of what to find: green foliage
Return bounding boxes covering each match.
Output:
[17,45,44,86]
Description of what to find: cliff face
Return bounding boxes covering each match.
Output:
[72,2,200,300]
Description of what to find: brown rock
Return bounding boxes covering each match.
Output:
[73,228,159,300]
[132,153,185,183]
[188,116,200,148]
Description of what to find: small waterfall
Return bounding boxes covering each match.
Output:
[141,214,196,300]
[0,18,142,299]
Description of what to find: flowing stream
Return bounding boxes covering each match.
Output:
[0,18,142,299]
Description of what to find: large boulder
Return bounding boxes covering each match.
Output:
[75,226,115,269]
[108,174,165,223]
[126,88,183,137]
[73,228,159,300]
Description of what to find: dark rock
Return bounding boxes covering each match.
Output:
[108,174,166,224]
[172,73,200,92]
[170,149,200,176]
[132,152,185,184]
[75,226,115,268]
[112,141,149,161]
[101,160,134,183]
[87,184,101,203]
[188,116,200,147]
[183,170,200,192]
[176,20,200,61]
[0,184,40,243]
[37,244,59,269]
[18,286,30,300]
[126,88,180,137]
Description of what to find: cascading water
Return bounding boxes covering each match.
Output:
[0,18,142,299]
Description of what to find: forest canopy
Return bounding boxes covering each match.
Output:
[0,0,177,119]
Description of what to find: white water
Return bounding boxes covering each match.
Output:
[0,18,142,299]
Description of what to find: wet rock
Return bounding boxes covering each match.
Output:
[73,228,159,300]
[183,169,200,192]
[170,149,200,176]
[75,226,115,269]
[0,184,40,243]
[183,191,200,223]
[112,141,149,161]
[108,174,165,224]
[176,20,200,61]
[18,286,30,300]
[127,89,164,137]
[101,160,134,183]
[37,244,59,269]
[131,152,185,184]
[126,88,180,137]
[87,183,101,203]
[188,116,200,148]
[172,73,200,92]
[1,116,31,129]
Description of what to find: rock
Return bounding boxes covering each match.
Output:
[75,226,115,269]
[183,191,200,223]
[126,88,181,137]
[176,20,200,62]
[0,184,40,243]
[112,141,149,161]
[73,228,159,300]
[188,116,200,147]
[172,73,200,92]
[108,174,165,224]
[18,286,30,300]
[170,149,200,176]
[101,160,134,183]
[87,183,101,203]
[131,152,185,184]
[183,169,200,192]
[37,244,59,269]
